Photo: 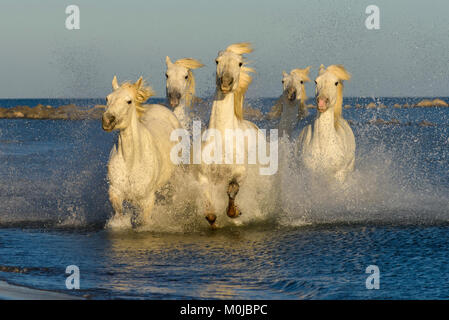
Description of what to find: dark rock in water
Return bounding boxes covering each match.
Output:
[28,104,51,119]
[0,104,105,120]
[365,102,387,109]
[368,118,401,125]
[243,105,263,121]
[418,120,436,127]
[87,105,106,120]
[389,118,400,125]
[415,99,448,108]
[0,265,27,273]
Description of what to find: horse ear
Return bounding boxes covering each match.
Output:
[282,71,288,77]
[165,56,172,66]
[304,66,312,82]
[135,76,143,88]
[112,75,119,90]
[318,64,326,76]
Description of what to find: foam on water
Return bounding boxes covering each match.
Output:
[0,99,448,232]
[278,133,449,227]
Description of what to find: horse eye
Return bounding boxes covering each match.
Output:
[127,100,132,105]
[185,75,188,79]
[215,60,219,65]
[281,80,284,84]
[335,82,338,86]
[239,62,243,67]
[165,73,168,78]
[300,81,304,84]
[314,80,317,85]
[105,97,108,102]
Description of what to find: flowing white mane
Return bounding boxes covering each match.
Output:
[114,77,155,117]
[225,42,255,120]
[325,65,351,127]
[173,58,204,108]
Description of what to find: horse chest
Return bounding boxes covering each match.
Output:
[302,124,345,172]
[108,152,157,199]
[279,105,298,134]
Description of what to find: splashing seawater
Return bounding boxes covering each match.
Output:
[0,98,448,231]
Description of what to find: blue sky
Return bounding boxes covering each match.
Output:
[0,0,448,98]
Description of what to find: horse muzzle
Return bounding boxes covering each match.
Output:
[316,96,329,113]
[219,74,234,93]
[102,114,116,132]
[167,91,181,108]
[287,88,297,101]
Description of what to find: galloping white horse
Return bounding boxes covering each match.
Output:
[102,76,181,225]
[268,67,311,138]
[198,42,265,227]
[298,65,355,182]
[165,56,204,131]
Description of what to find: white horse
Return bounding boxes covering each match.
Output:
[298,64,355,182]
[102,76,181,226]
[165,56,204,131]
[198,42,266,228]
[268,67,311,138]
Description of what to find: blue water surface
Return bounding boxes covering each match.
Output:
[0,97,448,299]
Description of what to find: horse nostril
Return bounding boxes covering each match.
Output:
[103,114,115,125]
[176,92,181,100]
[221,75,233,87]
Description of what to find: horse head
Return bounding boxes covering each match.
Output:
[315,65,351,114]
[282,67,311,102]
[102,76,154,131]
[165,56,203,108]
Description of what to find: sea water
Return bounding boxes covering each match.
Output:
[0,97,448,299]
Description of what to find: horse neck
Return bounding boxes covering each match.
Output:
[117,109,150,167]
[209,90,238,132]
[298,99,308,119]
[314,85,343,135]
[175,82,195,129]
[298,86,308,118]
[280,94,308,119]
[313,105,337,142]
[173,99,190,129]
[333,85,344,126]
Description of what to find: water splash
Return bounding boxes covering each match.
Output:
[0,100,448,231]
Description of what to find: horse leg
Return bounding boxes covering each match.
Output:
[204,192,217,228]
[109,188,123,217]
[198,172,217,228]
[139,192,156,226]
[226,179,242,218]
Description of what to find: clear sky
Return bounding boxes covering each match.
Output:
[0,0,448,98]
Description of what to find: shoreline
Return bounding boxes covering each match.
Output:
[0,280,83,300]
[0,97,447,121]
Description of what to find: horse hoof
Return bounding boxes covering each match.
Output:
[226,203,242,219]
[205,213,217,226]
